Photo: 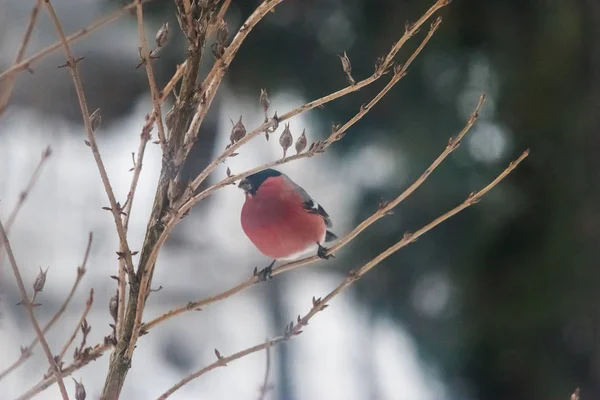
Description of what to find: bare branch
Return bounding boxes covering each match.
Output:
[0,219,70,399]
[57,289,94,362]
[136,17,445,303]
[143,91,482,331]
[16,343,111,400]
[156,149,529,399]
[3,146,52,234]
[135,2,167,152]
[257,345,272,400]
[43,0,136,279]
[188,10,446,194]
[0,0,158,81]
[0,0,43,118]
[179,0,284,165]
[0,232,92,383]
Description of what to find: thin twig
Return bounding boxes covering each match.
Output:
[143,90,482,332]
[16,343,112,400]
[160,61,186,103]
[179,0,284,164]
[57,289,94,362]
[0,0,158,82]
[3,146,52,234]
[137,17,444,320]
[125,0,282,359]
[44,0,136,279]
[257,345,271,400]
[117,116,153,339]
[135,2,167,152]
[155,149,529,399]
[0,232,92,383]
[188,0,449,192]
[0,219,70,399]
[0,0,43,118]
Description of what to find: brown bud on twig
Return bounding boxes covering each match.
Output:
[89,109,101,132]
[229,116,246,144]
[109,293,118,322]
[72,377,86,400]
[155,22,169,48]
[279,123,293,158]
[338,51,355,85]
[217,21,228,45]
[33,267,48,295]
[295,129,307,154]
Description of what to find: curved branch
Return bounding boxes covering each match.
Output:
[143,92,484,331]
[156,149,529,399]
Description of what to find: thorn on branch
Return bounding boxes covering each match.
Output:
[466,191,482,205]
[214,348,227,365]
[402,232,416,243]
[58,57,84,69]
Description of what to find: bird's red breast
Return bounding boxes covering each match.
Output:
[241,176,326,260]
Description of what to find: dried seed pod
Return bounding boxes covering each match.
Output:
[295,128,307,154]
[260,89,270,114]
[33,267,48,294]
[338,51,355,85]
[89,109,101,132]
[72,378,86,400]
[109,293,118,322]
[279,123,293,158]
[217,21,228,45]
[229,116,246,144]
[155,22,169,48]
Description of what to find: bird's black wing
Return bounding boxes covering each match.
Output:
[303,199,333,228]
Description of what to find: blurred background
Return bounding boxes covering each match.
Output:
[0,0,595,399]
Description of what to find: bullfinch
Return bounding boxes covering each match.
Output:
[238,168,337,277]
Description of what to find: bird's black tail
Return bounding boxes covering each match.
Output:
[325,230,338,242]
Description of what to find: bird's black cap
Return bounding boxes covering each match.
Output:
[238,168,281,194]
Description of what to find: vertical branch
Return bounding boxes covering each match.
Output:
[181,0,283,162]
[0,232,92,383]
[135,2,167,151]
[43,0,135,283]
[0,219,70,400]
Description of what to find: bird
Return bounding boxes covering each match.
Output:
[238,168,337,279]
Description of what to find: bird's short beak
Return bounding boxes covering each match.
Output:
[238,178,252,193]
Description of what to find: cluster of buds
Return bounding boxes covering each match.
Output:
[278,124,309,158]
